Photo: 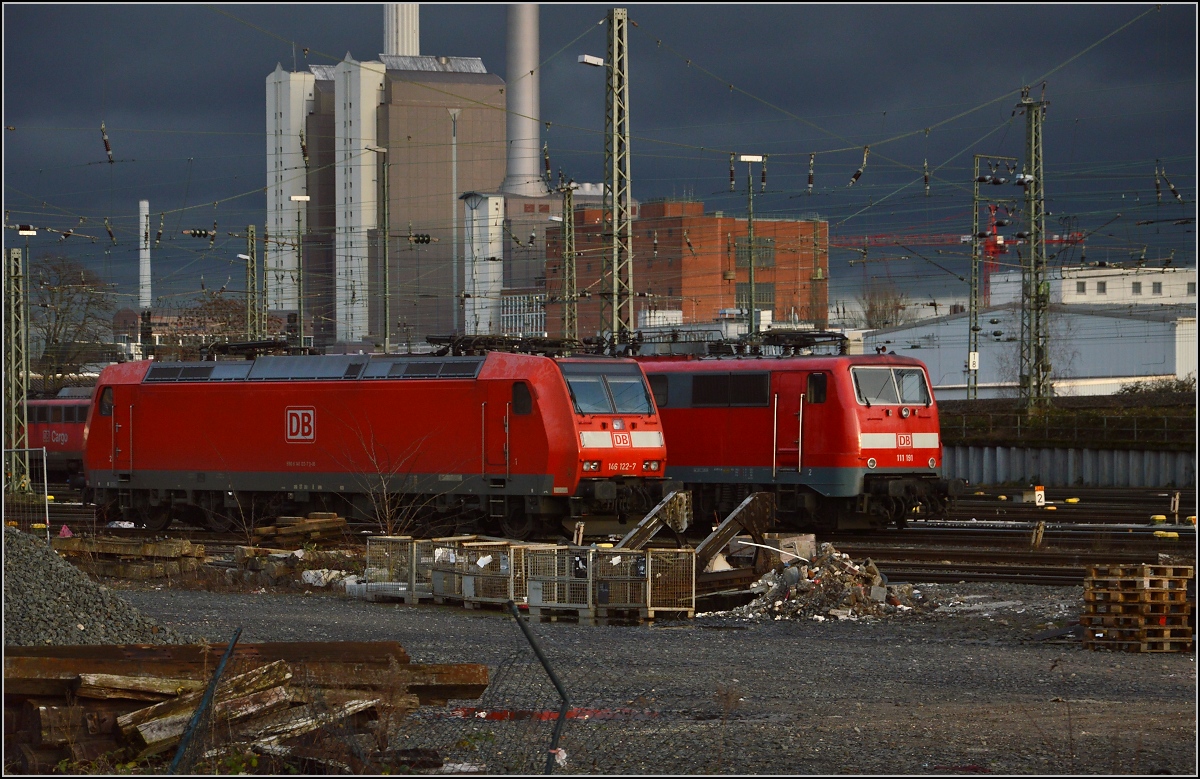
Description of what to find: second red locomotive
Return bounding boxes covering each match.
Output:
[636,352,962,530]
[83,352,671,537]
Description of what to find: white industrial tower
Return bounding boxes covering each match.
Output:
[265,63,315,312]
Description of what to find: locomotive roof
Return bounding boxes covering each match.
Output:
[636,353,930,372]
[95,351,644,385]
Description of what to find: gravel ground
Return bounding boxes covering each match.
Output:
[113,580,1197,775]
[2,527,192,647]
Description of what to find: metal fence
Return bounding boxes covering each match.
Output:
[3,447,49,537]
[941,412,1195,449]
[364,535,415,602]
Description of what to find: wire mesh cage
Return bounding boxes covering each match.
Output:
[647,548,696,617]
[430,535,480,601]
[412,539,436,598]
[592,548,649,612]
[364,536,414,602]
[525,546,595,617]
[461,541,513,604]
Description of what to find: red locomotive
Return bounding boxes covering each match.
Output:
[83,352,670,537]
[636,352,962,530]
[24,393,92,484]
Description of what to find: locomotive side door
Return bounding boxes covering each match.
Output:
[484,381,510,478]
[772,371,806,473]
[110,385,133,474]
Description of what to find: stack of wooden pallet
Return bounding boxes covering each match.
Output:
[1082,564,1194,652]
[252,513,347,545]
[51,538,206,581]
[4,641,488,773]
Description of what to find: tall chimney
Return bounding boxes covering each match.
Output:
[385,4,420,56]
[139,199,151,310]
[500,4,549,196]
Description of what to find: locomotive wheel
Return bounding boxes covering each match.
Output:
[499,506,535,541]
[135,504,173,532]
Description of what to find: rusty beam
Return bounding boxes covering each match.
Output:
[694,492,775,573]
[614,491,691,550]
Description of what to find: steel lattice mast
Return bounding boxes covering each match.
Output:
[5,246,30,492]
[561,181,578,341]
[1017,87,1051,411]
[602,7,633,341]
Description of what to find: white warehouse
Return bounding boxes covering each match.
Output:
[863,303,1196,400]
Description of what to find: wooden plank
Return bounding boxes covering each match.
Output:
[18,743,68,773]
[117,661,292,736]
[306,512,340,520]
[76,673,206,701]
[132,685,294,759]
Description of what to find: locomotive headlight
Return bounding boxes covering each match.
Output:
[901,407,911,418]
[582,460,601,472]
[928,457,937,468]
[867,458,877,469]
[642,460,661,472]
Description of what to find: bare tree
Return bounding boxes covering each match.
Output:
[28,254,117,395]
[855,282,914,330]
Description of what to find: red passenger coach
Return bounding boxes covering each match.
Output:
[636,353,962,531]
[83,352,671,536]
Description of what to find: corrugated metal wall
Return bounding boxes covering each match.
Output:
[945,446,1196,488]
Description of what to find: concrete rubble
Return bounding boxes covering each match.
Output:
[702,542,939,621]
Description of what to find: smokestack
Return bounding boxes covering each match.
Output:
[139,199,151,310]
[500,4,549,196]
[385,4,419,56]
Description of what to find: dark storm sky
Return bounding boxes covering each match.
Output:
[3,3,1196,311]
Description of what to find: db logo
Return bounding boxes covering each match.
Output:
[612,432,632,447]
[898,434,912,448]
[286,407,315,443]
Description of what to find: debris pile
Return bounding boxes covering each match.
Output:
[3,527,192,647]
[232,546,362,588]
[722,543,938,621]
[3,641,489,773]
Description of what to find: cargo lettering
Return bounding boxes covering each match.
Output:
[286,407,315,443]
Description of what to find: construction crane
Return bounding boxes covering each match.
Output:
[830,219,1083,305]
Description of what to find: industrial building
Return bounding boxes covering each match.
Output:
[863,302,1196,400]
[990,265,1196,307]
[266,3,611,349]
[543,199,830,339]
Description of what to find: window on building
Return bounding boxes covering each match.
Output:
[1132,282,1142,295]
[539,204,550,213]
[1188,282,1196,295]
[735,282,775,310]
[1076,281,1086,294]
[1096,281,1107,294]
[735,237,776,268]
[1152,282,1163,295]
[524,204,535,213]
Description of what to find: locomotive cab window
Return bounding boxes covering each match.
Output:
[98,387,114,417]
[851,367,930,406]
[512,381,533,416]
[559,362,654,415]
[806,372,827,404]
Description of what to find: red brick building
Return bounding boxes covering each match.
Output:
[545,199,828,338]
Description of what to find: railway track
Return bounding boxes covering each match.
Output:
[949,486,1196,525]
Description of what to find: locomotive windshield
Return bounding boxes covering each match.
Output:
[851,367,930,406]
[559,362,654,415]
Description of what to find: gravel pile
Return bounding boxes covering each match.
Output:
[703,542,936,621]
[3,527,193,646]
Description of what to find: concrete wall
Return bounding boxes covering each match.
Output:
[945,445,1196,488]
